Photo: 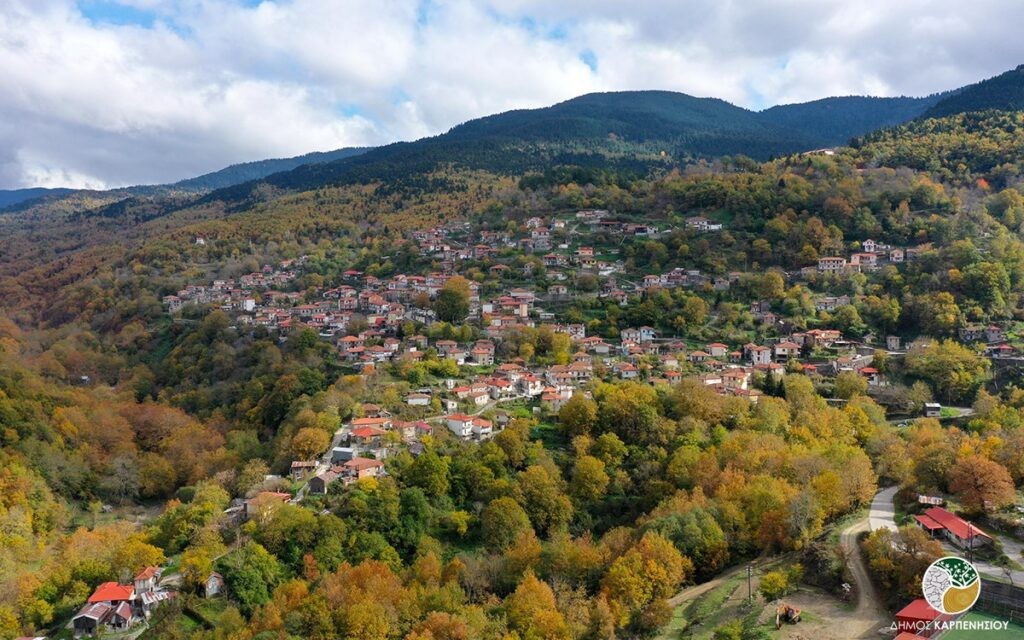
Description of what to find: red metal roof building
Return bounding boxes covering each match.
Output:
[915,506,992,549]
[895,599,950,637]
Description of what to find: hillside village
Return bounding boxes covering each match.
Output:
[157,208,1022,502]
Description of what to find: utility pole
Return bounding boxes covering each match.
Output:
[747,565,753,602]
[968,522,974,564]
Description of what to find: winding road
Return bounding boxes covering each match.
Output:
[836,486,897,637]
[664,487,897,638]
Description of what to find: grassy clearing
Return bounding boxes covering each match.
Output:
[655,573,746,640]
[530,422,568,450]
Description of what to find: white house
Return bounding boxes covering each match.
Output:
[621,326,657,342]
[446,414,493,440]
[405,393,431,406]
[817,257,847,273]
[749,346,773,366]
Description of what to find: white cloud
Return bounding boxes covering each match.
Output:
[2,0,1024,188]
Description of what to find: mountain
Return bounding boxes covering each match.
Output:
[0,147,372,212]
[444,91,806,147]
[1,85,983,215]
[168,146,371,191]
[922,65,1024,119]
[757,95,946,147]
[0,187,76,209]
[199,90,922,206]
[451,91,946,150]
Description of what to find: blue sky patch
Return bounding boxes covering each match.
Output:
[580,50,598,72]
[77,1,158,28]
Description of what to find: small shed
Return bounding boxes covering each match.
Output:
[923,402,941,418]
[73,603,112,636]
[205,572,225,598]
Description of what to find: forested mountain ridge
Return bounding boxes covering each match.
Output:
[191,90,944,210]
[922,64,1024,118]
[758,94,947,146]
[168,146,371,192]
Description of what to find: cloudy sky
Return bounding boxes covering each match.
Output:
[2,0,1023,190]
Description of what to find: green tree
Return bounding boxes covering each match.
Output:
[481,497,533,549]
[904,340,989,403]
[963,262,1011,310]
[434,276,471,322]
[834,371,868,399]
[219,542,282,614]
[405,449,451,498]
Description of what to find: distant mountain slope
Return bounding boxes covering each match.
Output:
[0,187,75,209]
[0,147,371,212]
[923,65,1024,118]
[198,91,836,206]
[169,147,371,191]
[757,95,946,146]
[445,91,804,145]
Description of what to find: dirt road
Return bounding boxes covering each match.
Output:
[837,492,892,638]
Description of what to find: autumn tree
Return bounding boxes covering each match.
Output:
[569,455,609,504]
[949,455,1016,515]
[834,370,868,399]
[559,394,598,437]
[517,465,574,535]
[505,571,571,640]
[863,526,942,607]
[600,532,692,631]
[291,427,331,461]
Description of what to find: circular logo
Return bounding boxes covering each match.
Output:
[921,556,981,614]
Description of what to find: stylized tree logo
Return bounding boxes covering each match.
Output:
[922,556,981,614]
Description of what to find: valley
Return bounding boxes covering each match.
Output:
[3,59,1024,640]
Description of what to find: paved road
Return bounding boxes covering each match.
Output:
[947,532,1024,585]
[887,407,974,426]
[838,490,894,638]
[868,486,898,532]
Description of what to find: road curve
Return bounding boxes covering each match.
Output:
[838,488,894,637]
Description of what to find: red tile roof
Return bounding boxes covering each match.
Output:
[88,582,135,603]
[134,566,160,581]
[344,457,385,471]
[350,426,387,438]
